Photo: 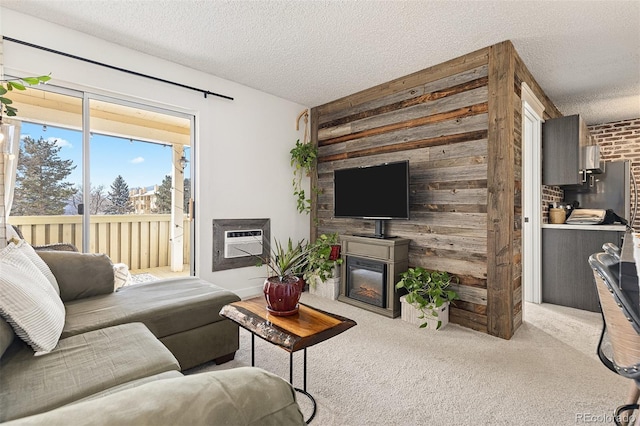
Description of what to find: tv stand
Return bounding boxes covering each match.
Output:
[354,234,398,239]
[374,219,385,238]
[353,220,398,239]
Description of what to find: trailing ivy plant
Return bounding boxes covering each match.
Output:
[290,139,318,214]
[0,75,51,117]
[395,267,458,329]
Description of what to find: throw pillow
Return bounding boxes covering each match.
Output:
[10,239,60,295]
[113,263,132,290]
[0,244,66,355]
[36,251,115,302]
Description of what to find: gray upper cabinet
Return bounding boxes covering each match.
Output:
[542,115,590,185]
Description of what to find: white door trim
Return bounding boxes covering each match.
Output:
[521,83,545,118]
[522,83,545,306]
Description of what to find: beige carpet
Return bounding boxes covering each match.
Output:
[187,293,631,425]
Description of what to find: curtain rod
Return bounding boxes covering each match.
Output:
[2,36,234,101]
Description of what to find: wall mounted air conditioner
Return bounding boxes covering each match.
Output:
[224,229,263,259]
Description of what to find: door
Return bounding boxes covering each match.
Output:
[7,84,195,277]
[521,83,545,306]
[86,95,193,275]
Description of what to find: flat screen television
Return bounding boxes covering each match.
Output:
[334,160,409,238]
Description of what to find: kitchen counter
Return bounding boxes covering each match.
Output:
[542,223,627,231]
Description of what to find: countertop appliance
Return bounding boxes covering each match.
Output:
[564,160,635,225]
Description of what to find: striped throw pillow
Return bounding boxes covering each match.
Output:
[0,243,65,355]
[11,239,60,295]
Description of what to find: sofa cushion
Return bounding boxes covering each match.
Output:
[62,277,241,339]
[0,243,65,354]
[37,251,114,302]
[72,370,184,404]
[0,322,180,422]
[0,317,15,359]
[1,367,305,426]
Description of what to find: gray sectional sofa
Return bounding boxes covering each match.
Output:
[0,242,304,425]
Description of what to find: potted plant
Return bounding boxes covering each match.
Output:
[395,267,458,330]
[253,237,310,316]
[290,139,318,214]
[304,233,343,299]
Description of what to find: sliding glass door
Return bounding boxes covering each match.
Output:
[9,86,85,249]
[8,84,194,278]
[87,95,193,275]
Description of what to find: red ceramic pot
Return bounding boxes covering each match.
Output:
[263,275,303,316]
[329,244,341,261]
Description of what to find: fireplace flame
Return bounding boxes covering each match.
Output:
[354,285,382,300]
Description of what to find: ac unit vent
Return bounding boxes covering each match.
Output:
[224,229,263,259]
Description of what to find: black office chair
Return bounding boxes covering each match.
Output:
[597,244,620,372]
[589,252,640,426]
[603,242,622,261]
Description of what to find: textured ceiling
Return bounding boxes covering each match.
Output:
[1,0,639,125]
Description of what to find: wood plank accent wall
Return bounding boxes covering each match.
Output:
[486,42,516,338]
[311,46,492,334]
[311,41,562,339]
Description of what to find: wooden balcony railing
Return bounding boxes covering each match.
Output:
[9,215,190,270]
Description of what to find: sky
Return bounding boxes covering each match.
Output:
[20,122,191,191]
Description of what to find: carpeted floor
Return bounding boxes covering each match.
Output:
[187,293,630,425]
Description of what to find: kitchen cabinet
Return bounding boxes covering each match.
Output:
[542,114,591,186]
[542,227,624,312]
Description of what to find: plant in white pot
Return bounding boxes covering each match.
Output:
[304,233,343,299]
[395,267,458,330]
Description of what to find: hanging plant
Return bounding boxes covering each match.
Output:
[290,138,318,214]
[0,75,51,117]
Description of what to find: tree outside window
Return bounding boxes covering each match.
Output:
[12,136,77,215]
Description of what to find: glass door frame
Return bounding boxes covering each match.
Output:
[12,80,195,274]
[81,92,195,274]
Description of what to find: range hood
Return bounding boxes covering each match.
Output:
[583,145,604,174]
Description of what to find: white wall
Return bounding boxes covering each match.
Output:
[1,8,311,298]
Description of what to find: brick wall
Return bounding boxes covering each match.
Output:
[589,118,640,229]
[542,185,563,223]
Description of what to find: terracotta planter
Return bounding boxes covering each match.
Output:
[263,275,303,316]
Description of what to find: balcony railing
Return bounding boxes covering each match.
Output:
[9,215,190,270]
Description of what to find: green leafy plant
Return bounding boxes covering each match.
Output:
[0,75,51,117]
[395,267,458,329]
[303,233,343,286]
[251,237,310,282]
[290,139,318,214]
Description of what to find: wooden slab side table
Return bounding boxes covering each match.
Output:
[219,297,357,424]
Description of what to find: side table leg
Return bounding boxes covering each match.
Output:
[303,348,307,392]
[293,348,316,424]
[251,334,255,367]
[289,352,293,384]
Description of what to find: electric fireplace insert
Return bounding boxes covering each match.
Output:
[345,256,386,308]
